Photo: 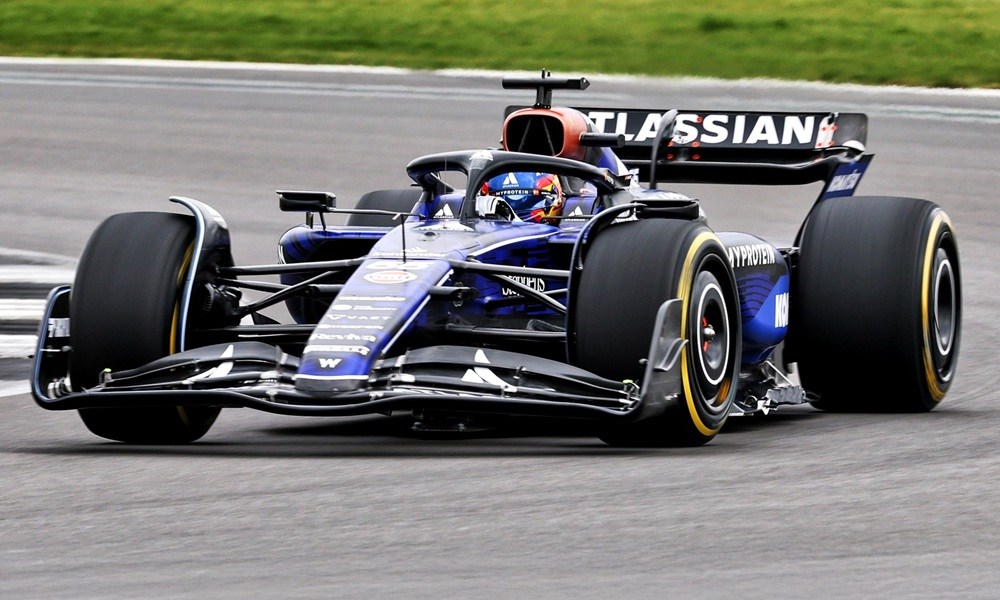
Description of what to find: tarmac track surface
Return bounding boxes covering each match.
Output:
[1,60,998,599]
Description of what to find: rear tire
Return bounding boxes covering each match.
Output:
[791,196,961,412]
[347,189,423,227]
[71,212,221,443]
[573,219,741,446]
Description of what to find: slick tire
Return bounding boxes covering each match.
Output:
[346,188,423,227]
[70,212,221,443]
[791,196,961,412]
[573,218,741,447]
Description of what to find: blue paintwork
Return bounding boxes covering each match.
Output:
[290,215,568,392]
[717,231,789,364]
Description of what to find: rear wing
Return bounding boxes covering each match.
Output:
[504,104,870,190]
[575,107,870,187]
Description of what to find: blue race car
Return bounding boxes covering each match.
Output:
[31,72,962,446]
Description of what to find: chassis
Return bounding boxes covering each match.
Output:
[31,73,962,446]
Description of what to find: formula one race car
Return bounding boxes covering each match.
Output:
[31,72,962,446]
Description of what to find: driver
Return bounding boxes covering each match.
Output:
[480,171,565,223]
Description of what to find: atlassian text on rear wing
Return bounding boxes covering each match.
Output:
[576,107,870,189]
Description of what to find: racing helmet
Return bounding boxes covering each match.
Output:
[481,172,565,223]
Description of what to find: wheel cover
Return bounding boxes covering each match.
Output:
[932,248,957,360]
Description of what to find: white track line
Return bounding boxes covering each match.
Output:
[1,56,997,99]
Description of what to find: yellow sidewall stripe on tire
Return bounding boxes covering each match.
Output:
[922,210,951,403]
[679,231,727,437]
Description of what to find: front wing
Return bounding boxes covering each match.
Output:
[32,287,688,423]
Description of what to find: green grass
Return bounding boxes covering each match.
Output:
[1,0,997,88]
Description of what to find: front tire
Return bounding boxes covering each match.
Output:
[791,196,961,412]
[71,212,221,443]
[573,219,741,446]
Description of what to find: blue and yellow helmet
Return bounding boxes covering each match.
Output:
[482,172,565,222]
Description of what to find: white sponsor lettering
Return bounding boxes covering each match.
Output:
[826,170,862,192]
[317,324,386,330]
[324,314,392,321]
[433,203,455,218]
[318,358,342,369]
[673,114,699,144]
[587,111,819,147]
[372,247,448,258]
[415,220,473,232]
[304,345,370,356]
[701,114,730,144]
[501,275,546,297]
[312,333,378,342]
[733,114,746,144]
[586,111,615,133]
[727,243,777,268]
[783,116,815,144]
[366,260,432,271]
[634,113,662,142]
[745,116,779,145]
[775,293,789,328]
[330,304,396,312]
[337,295,406,302]
[364,270,418,284]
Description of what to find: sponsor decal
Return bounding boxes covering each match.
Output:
[826,170,862,192]
[727,243,776,268]
[330,304,397,312]
[585,110,828,148]
[316,324,386,330]
[312,333,378,342]
[366,260,432,271]
[774,292,789,328]
[432,203,455,218]
[820,154,872,200]
[337,295,407,302]
[415,220,474,232]
[318,358,342,369]
[364,270,418,284]
[587,110,665,143]
[304,344,371,356]
[470,150,494,161]
[48,317,70,338]
[372,247,449,258]
[501,275,546,297]
[324,314,392,322]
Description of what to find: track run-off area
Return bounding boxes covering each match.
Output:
[1,58,998,599]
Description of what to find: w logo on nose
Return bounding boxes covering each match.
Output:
[319,358,341,369]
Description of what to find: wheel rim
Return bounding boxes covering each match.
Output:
[691,272,731,414]
[932,247,957,371]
